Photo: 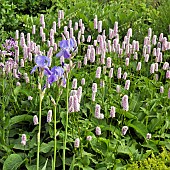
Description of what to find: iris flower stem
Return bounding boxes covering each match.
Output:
[53,104,57,170]
[2,54,5,143]
[63,73,70,170]
[53,87,61,170]
[37,76,43,170]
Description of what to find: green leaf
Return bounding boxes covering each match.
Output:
[128,120,148,138]
[3,154,23,170]
[14,86,21,96]
[9,115,33,126]
[69,154,75,170]
[40,141,54,153]
[90,137,108,155]
[41,158,48,170]
[148,117,164,132]
[83,167,94,170]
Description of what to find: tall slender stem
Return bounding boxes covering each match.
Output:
[2,54,5,143]
[63,74,70,170]
[53,87,60,170]
[37,76,43,170]
[53,104,57,170]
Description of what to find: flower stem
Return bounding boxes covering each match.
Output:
[53,104,57,170]
[2,54,5,143]
[37,77,43,170]
[63,74,70,170]
[53,88,61,170]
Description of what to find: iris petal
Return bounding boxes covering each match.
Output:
[69,38,74,48]
[31,65,38,74]
[56,50,64,57]
[44,67,52,76]
[48,74,58,84]
[59,40,69,48]
[63,49,71,59]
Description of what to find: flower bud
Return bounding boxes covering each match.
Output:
[33,115,38,125]
[73,95,80,112]
[68,96,74,113]
[107,57,112,68]
[125,58,129,66]
[21,134,27,146]
[123,72,127,80]
[100,80,105,88]
[90,48,95,63]
[116,85,121,93]
[166,70,170,79]
[155,63,158,72]
[124,80,130,90]
[136,62,141,71]
[168,88,170,99]
[74,22,78,30]
[96,67,101,78]
[117,67,121,79]
[122,126,128,135]
[32,25,36,34]
[163,62,169,70]
[92,83,97,93]
[109,68,113,78]
[72,78,77,89]
[28,96,33,101]
[77,86,82,103]
[160,86,164,94]
[95,104,101,119]
[92,92,96,102]
[145,54,149,62]
[96,126,101,136]
[81,78,85,86]
[86,136,92,141]
[146,133,151,140]
[98,21,102,33]
[87,35,92,42]
[150,63,155,74]
[16,82,21,86]
[100,113,104,119]
[84,56,87,65]
[110,106,116,118]
[74,138,80,148]
[47,110,52,123]
[152,35,157,45]
[122,95,129,111]
[94,15,98,29]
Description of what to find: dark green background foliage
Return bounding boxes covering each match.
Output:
[0,0,170,44]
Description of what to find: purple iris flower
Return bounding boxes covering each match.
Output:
[31,55,51,74]
[47,66,65,84]
[56,38,75,58]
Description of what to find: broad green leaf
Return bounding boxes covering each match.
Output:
[25,165,37,170]
[40,141,54,153]
[41,158,48,170]
[3,154,23,170]
[148,117,164,132]
[9,115,33,126]
[69,154,75,170]
[128,120,148,138]
[91,137,108,155]
[83,167,94,170]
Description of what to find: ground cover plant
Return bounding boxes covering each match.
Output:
[0,2,170,170]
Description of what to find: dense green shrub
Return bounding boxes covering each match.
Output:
[127,148,170,170]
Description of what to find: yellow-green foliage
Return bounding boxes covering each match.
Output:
[127,148,170,170]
